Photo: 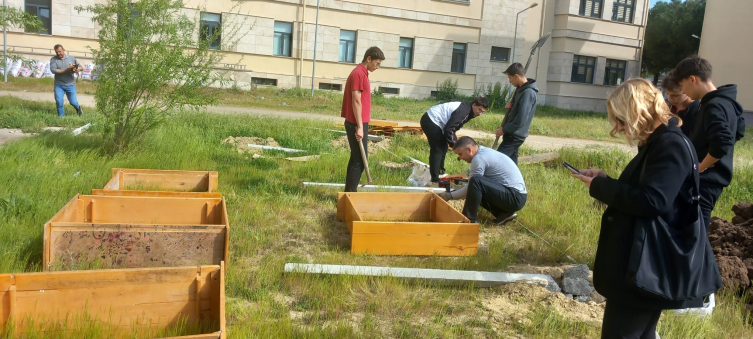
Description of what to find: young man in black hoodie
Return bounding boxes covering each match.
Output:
[496,63,538,164]
[662,70,700,137]
[420,97,489,182]
[675,56,746,229]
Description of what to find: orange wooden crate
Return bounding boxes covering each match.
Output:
[0,264,225,338]
[336,192,479,256]
[93,168,220,198]
[43,194,229,270]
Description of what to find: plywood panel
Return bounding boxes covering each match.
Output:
[430,196,469,223]
[351,232,478,256]
[78,196,222,224]
[48,224,227,269]
[338,193,431,221]
[91,189,222,198]
[352,222,478,235]
[107,168,219,193]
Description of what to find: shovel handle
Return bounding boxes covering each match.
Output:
[358,140,372,183]
[491,135,500,150]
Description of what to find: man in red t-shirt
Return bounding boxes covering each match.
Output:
[342,46,385,192]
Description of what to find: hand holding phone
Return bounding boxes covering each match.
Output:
[562,161,580,175]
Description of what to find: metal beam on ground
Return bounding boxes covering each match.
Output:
[303,182,438,192]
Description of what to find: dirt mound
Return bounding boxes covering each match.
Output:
[330,135,391,154]
[223,136,281,155]
[708,202,753,291]
[379,161,412,169]
[483,282,604,326]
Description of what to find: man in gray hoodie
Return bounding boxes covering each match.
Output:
[495,63,539,164]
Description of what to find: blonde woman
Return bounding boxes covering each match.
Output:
[572,78,716,338]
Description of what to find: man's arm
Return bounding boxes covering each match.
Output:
[447,156,486,200]
[700,102,734,173]
[352,90,363,141]
[443,105,470,147]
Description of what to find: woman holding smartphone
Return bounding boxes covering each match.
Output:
[572,78,712,338]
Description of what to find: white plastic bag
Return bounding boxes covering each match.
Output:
[34,61,47,78]
[407,164,432,187]
[43,62,54,78]
[8,59,22,77]
[19,64,33,77]
[81,63,94,80]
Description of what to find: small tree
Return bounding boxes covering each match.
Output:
[2,5,45,77]
[76,0,245,154]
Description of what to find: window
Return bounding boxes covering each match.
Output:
[604,59,627,86]
[579,0,603,18]
[612,0,635,23]
[252,77,277,86]
[398,38,413,69]
[274,21,293,57]
[338,30,356,63]
[430,90,438,98]
[571,55,596,84]
[490,46,510,62]
[200,12,221,50]
[380,87,399,95]
[319,83,342,91]
[451,43,466,73]
[25,0,51,34]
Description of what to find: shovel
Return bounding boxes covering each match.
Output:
[358,140,376,186]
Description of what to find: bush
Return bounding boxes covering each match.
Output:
[481,82,513,112]
[435,78,458,102]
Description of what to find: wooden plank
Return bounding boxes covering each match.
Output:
[342,193,432,221]
[343,195,363,234]
[15,266,206,290]
[221,199,229,266]
[208,172,219,192]
[106,168,219,193]
[219,262,226,339]
[431,195,470,223]
[351,232,478,256]
[170,333,222,339]
[48,225,226,269]
[91,189,222,198]
[103,173,120,190]
[351,221,479,235]
[118,169,125,190]
[77,195,222,224]
[368,120,399,127]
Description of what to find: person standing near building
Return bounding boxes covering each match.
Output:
[49,44,83,117]
[342,47,385,192]
[674,56,746,230]
[661,70,700,137]
[420,97,489,183]
[496,63,538,164]
[438,136,526,225]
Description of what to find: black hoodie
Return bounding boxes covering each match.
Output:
[502,78,539,138]
[688,84,746,187]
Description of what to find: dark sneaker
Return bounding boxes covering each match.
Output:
[76,106,83,116]
[493,212,518,226]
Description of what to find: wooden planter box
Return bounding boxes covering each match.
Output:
[43,194,229,270]
[0,264,225,338]
[92,168,220,198]
[336,192,479,256]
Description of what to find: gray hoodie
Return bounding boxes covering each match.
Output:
[501,78,539,138]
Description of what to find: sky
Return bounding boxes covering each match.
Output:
[650,0,668,8]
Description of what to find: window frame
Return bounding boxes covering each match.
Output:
[611,0,635,23]
[380,87,400,95]
[571,55,597,84]
[318,83,342,91]
[398,37,414,69]
[273,21,293,57]
[25,0,52,35]
[451,43,467,74]
[490,46,510,62]
[338,30,357,63]
[252,77,278,86]
[603,59,627,86]
[579,0,603,18]
[199,12,222,50]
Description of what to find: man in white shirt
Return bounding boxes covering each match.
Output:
[439,136,527,224]
[419,97,488,182]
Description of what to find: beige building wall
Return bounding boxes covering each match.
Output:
[4,0,647,111]
[698,0,753,111]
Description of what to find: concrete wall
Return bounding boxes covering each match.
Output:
[698,0,753,110]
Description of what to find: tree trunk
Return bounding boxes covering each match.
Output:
[653,73,660,86]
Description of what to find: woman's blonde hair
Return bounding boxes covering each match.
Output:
[606,78,680,145]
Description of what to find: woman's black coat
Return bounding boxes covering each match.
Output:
[589,118,704,309]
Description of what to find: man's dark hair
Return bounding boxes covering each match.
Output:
[673,56,713,82]
[661,70,682,92]
[453,136,477,150]
[53,44,64,51]
[504,63,526,77]
[472,96,489,109]
[362,46,385,63]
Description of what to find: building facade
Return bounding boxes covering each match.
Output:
[698,0,752,116]
[4,0,648,112]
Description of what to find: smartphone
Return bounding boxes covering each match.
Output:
[562,161,580,175]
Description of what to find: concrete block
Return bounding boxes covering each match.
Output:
[562,277,593,296]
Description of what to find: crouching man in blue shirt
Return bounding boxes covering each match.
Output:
[438,136,527,225]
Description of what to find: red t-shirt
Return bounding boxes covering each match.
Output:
[341,64,371,124]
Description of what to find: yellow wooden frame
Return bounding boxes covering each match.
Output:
[336,192,479,256]
[43,195,230,270]
[93,168,220,198]
[0,263,225,338]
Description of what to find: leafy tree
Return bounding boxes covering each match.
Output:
[76,0,246,154]
[2,5,45,75]
[642,0,706,84]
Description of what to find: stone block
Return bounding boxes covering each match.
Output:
[562,277,593,296]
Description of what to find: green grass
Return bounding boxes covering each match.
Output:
[0,96,752,337]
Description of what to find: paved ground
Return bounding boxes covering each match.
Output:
[0,90,633,152]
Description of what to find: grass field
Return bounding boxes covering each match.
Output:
[1,95,752,337]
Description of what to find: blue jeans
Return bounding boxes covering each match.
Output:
[54,84,80,117]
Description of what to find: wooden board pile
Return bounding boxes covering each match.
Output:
[1,168,227,338]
